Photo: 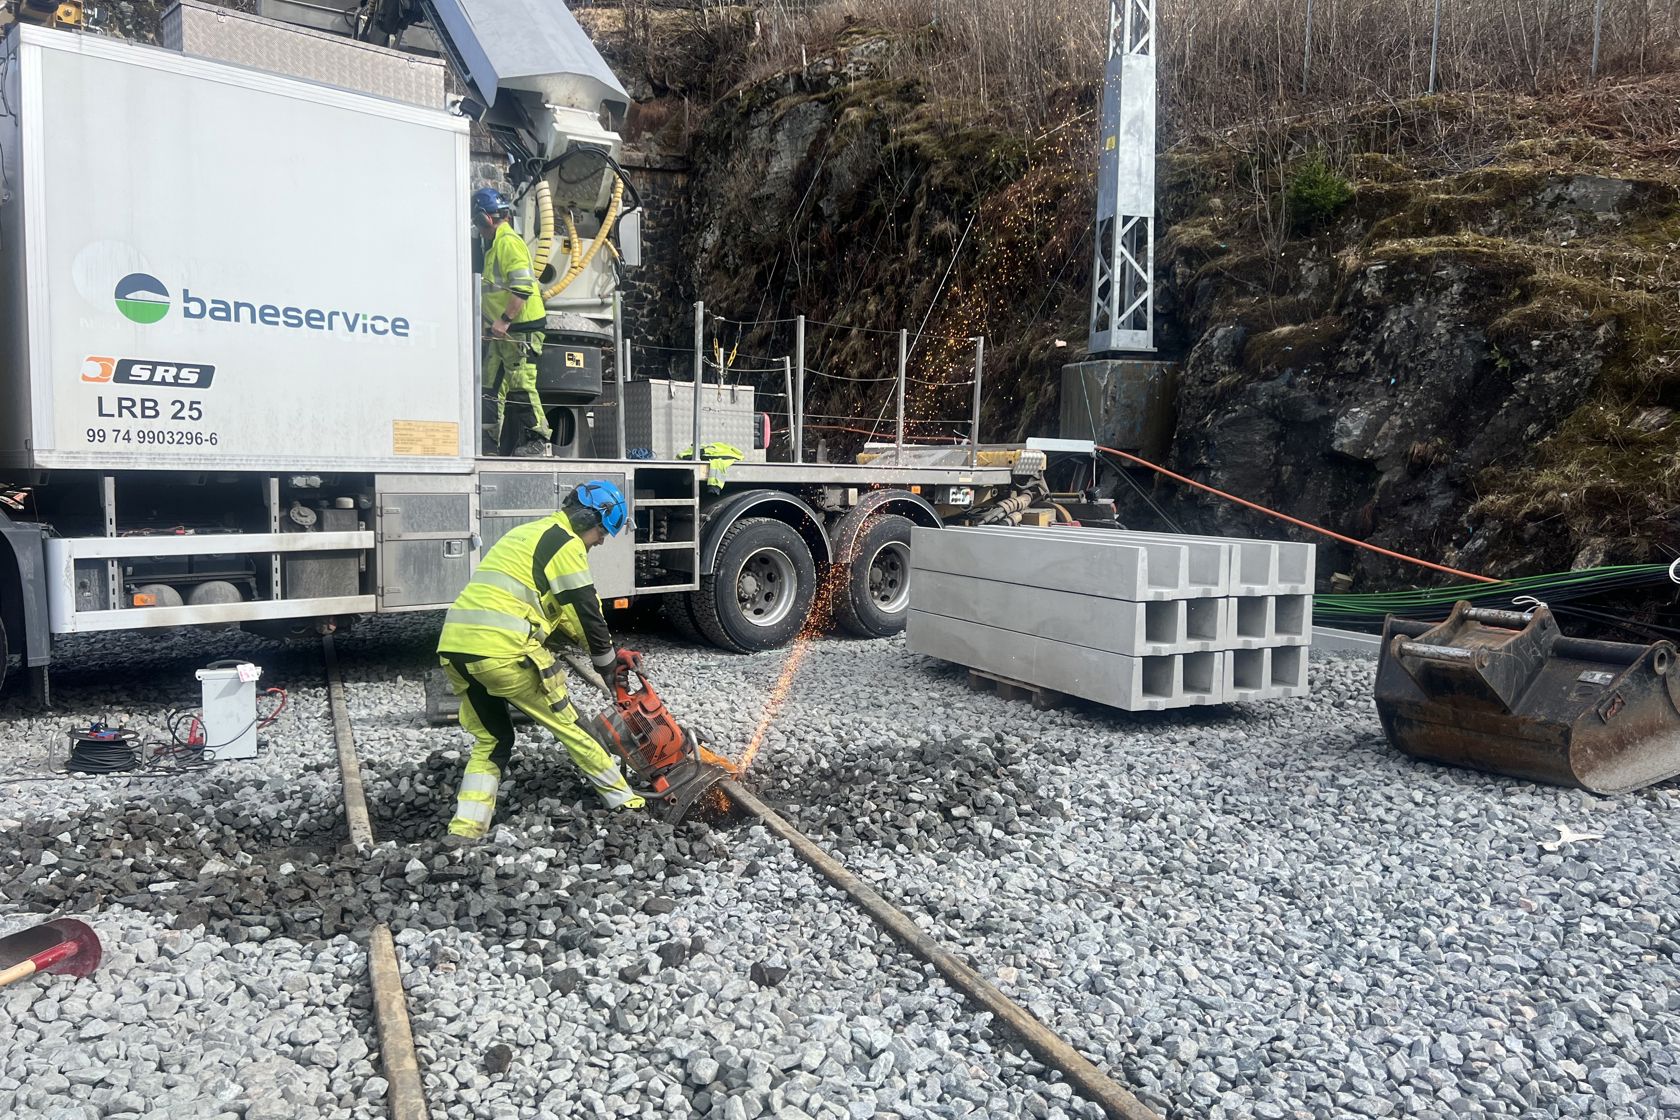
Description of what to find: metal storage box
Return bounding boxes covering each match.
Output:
[161,0,446,107]
[536,340,603,403]
[0,26,474,474]
[622,379,765,461]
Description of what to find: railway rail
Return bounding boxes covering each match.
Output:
[321,634,1160,1120]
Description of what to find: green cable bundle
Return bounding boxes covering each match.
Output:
[1315,564,1676,639]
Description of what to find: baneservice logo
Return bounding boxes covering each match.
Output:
[112,270,413,338]
[114,274,171,324]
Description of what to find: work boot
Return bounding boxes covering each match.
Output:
[513,438,551,458]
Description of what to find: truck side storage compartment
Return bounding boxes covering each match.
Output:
[377,477,476,610]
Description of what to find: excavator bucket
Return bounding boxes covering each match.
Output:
[1375,603,1680,793]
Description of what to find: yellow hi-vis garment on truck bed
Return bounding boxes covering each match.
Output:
[436,510,640,836]
[481,222,548,329]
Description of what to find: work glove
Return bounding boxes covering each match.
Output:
[612,648,644,689]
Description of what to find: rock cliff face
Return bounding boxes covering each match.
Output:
[664,42,1090,454]
[1158,92,1680,581]
[659,47,1678,583]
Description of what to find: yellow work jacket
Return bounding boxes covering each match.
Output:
[437,509,614,668]
[482,223,547,329]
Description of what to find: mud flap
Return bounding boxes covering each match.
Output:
[1375,602,1680,794]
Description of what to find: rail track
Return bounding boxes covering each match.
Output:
[320,633,1162,1120]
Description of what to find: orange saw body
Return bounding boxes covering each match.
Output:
[587,666,736,822]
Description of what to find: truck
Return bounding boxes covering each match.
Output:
[0,1,1047,699]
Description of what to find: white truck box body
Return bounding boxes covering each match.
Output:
[0,26,474,473]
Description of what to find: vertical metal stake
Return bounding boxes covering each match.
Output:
[472,278,483,457]
[612,293,628,459]
[1301,0,1314,94]
[781,357,794,464]
[100,475,120,611]
[895,328,908,457]
[266,476,283,601]
[1590,0,1605,79]
[691,301,704,463]
[1428,0,1444,93]
[794,314,806,465]
[969,337,985,470]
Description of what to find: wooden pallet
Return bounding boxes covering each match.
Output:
[965,667,1066,710]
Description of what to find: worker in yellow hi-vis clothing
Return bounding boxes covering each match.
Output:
[436,480,644,838]
[472,187,551,458]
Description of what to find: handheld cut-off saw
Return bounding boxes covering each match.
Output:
[423,651,737,822]
[583,653,738,822]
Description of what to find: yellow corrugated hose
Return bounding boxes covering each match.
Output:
[529,179,557,277]
[542,176,625,301]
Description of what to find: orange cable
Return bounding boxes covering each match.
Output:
[1096,445,1497,585]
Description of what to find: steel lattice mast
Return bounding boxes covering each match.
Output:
[1088,0,1156,355]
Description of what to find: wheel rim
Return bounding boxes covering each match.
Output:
[867,541,911,613]
[737,547,798,628]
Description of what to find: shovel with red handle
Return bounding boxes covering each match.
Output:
[0,919,102,989]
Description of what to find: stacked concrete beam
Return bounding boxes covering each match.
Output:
[907,525,1315,711]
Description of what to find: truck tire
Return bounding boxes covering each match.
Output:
[0,612,8,697]
[662,593,706,645]
[833,513,915,638]
[693,517,816,653]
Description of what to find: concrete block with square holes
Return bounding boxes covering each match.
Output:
[906,610,1225,711]
[907,525,1316,709]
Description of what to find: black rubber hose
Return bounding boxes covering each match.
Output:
[66,729,141,774]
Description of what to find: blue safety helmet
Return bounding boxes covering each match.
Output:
[569,480,628,537]
[470,187,510,216]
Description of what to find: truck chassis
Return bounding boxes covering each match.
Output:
[0,453,1040,697]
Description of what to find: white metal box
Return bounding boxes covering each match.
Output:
[194,663,261,761]
[622,379,765,462]
[0,26,474,474]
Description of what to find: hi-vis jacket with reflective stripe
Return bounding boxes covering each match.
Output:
[437,510,616,669]
[482,223,548,328]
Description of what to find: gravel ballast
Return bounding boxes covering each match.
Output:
[0,907,381,1120]
[3,613,1677,1119]
[658,637,1680,1120]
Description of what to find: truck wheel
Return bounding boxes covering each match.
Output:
[693,517,816,653]
[662,593,706,645]
[0,614,9,697]
[834,514,915,638]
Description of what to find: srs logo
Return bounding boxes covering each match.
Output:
[81,357,118,383]
[82,356,216,389]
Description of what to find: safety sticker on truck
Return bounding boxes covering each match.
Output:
[393,420,460,457]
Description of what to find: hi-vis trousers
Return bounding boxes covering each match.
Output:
[439,646,642,838]
[483,334,549,455]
